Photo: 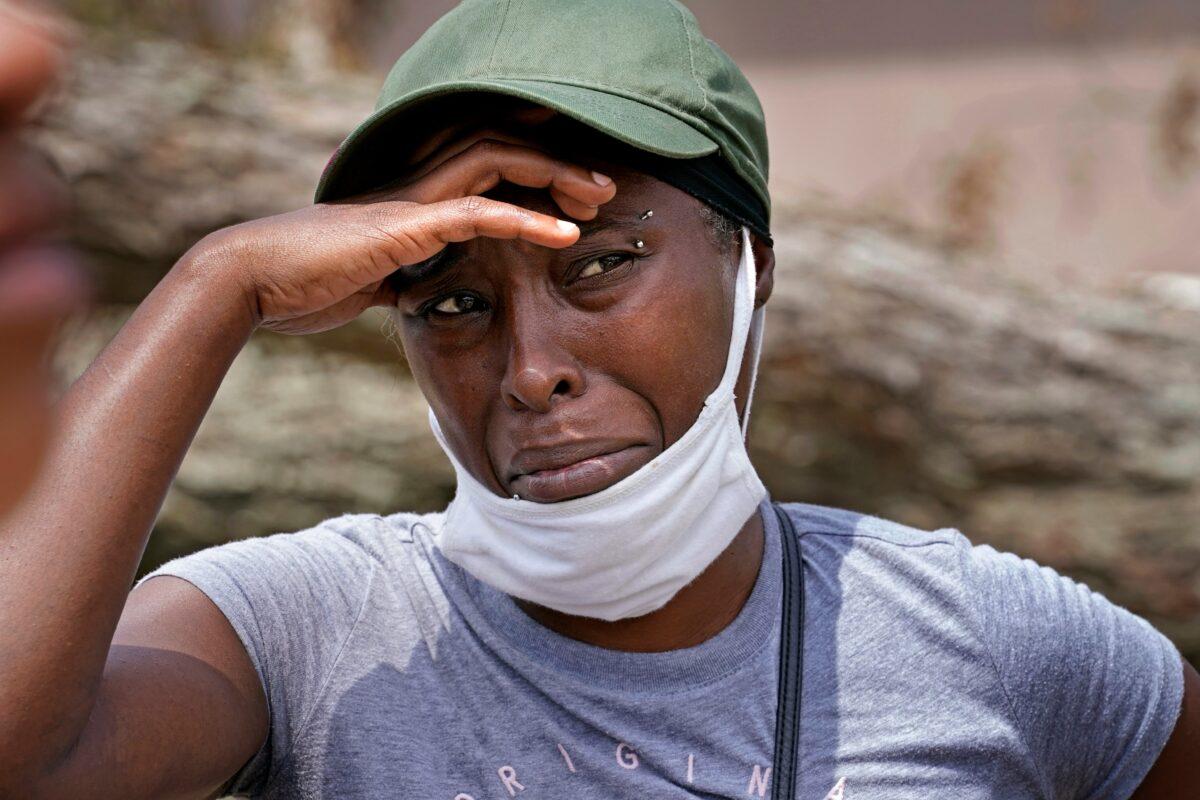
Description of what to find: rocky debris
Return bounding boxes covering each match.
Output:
[755,220,1200,659]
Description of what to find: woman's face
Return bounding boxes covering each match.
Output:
[390,103,774,503]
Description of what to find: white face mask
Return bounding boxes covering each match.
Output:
[429,226,767,621]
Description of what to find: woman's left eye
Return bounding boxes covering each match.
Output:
[574,253,632,281]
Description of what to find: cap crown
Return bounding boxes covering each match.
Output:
[377,0,769,212]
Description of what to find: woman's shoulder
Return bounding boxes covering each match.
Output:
[778,500,959,546]
[138,509,450,644]
[775,500,966,585]
[776,498,1105,589]
[779,500,1183,800]
[292,509,447,564]
[150,509,445,574]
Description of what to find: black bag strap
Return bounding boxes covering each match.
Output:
[771,502,805,800]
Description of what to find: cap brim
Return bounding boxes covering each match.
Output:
[314,79,718,203]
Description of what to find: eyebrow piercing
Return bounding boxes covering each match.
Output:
[634,239,645,249]
[639,209,653,220]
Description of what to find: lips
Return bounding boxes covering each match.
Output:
[508,440,653,503]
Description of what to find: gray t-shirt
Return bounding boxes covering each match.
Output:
[143,501,1184,800]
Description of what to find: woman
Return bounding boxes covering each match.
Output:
[1,1,1196,798]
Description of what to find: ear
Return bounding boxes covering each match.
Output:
[750,234,775,309]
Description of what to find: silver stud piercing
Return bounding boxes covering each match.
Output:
[639,209,654,220]
[634,239,644,249]
[512,494,520,501]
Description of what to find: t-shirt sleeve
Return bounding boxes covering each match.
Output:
[137,516,379,795]
[957,537,1185,800]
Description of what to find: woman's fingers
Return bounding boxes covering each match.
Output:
[420,194,580,249]
[247,136,603,330]
[363,194,578,271]
[231,191,581,330]
[402,128,535,181]
[401,140,616,218]
[549,186,599,221]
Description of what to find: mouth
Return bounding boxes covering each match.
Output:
[508,442,653,503]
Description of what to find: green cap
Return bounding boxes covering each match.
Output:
[314,0,770,218]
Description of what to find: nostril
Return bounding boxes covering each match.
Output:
[552,379,570,397]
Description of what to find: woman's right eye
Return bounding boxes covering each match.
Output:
[428,292,487,317]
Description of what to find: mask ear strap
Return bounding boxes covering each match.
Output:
[733,226,765,440]
[740,305,766,440]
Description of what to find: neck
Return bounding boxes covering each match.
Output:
[514,510,766,652]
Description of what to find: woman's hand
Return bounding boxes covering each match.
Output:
[195,139,617,335]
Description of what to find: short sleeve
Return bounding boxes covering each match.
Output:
[138,515,379,795]
[958,538,1185,800]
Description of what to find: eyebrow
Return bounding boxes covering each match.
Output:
[387,212,647,294]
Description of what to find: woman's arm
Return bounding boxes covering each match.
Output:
[0,140,614,799]
[0,251,264,799]
[1133,657,1200,799]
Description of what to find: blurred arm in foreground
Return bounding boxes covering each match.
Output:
[0,7,264,796]
[0,1,82,516]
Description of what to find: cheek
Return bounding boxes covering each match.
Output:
[398,322,503,471]
[586,265,733,447]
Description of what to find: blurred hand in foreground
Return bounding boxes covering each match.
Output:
[0,1,84,516]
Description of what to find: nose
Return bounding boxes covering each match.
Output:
[500,310,585,413]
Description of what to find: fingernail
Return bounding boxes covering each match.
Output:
[590,171,612,186]
[556,219,578,234]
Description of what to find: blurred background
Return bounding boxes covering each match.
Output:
[37,0,1200,664]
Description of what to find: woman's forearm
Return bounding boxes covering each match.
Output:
[0,240,255,780]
